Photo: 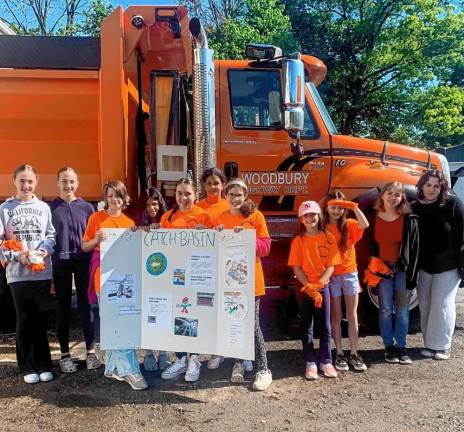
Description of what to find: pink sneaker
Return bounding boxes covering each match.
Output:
[319,362,338,378]
[304,362,319,380]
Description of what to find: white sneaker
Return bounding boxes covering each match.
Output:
[434,350,451,360]
[207,355,224,370]
[185,354,201,382]
[252,369,272,391]
[243,360,253,372]
[161,356,187,379]
[39,371,53,382]
[23,373,39,384]
[122,372,148,390]
[231,361,245,383]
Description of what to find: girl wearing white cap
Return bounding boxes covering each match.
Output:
[288,200,341,380]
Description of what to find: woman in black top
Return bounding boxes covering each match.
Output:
[412,170,464,360]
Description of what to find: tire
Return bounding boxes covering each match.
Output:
[354,187,421,334]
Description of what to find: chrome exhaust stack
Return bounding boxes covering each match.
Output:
[189,18,216,197]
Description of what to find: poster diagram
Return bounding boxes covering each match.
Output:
[104,273,136,304]
[224,245,248,287]
[223,291,249,320]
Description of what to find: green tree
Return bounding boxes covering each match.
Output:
[286,0,464,146]
[184,0,299,59]
[78,0,112,36]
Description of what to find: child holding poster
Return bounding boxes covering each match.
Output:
[82,180,148,390]
[213,178,272,391]
[132,187,171,372]
[288,201,341,380]
[159,178,213,382]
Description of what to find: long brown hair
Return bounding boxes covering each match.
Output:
[168,178,196,222]
[416,169,450,206]
[224,178,256,217]
[374,181,411,215]
[320,190,349,253]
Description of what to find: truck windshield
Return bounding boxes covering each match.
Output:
[307,82,339,135]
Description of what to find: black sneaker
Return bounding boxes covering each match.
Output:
[397,347,412,364]
[384,346,399,363]
[334,354,349,371]
[349,353,367,371]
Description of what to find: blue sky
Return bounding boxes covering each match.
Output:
[112,0,176,7]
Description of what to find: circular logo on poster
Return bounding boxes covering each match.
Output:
[146,252,167,276]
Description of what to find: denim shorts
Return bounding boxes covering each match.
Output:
[329,271,360,297]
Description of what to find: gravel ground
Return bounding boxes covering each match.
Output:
[1,291,463,432]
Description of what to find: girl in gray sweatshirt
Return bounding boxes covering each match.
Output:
[0,164,56,384]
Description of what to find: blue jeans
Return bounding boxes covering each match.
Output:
[378,269,411,348]
[105,349,140,377]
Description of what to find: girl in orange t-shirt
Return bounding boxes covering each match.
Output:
[159,178,213,383]
[196,167,229,221]
[213,178,272,391]
[288,201,341,380]
[321,191,369,372]
[82,180,147,391]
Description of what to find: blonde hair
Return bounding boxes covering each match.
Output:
[103,180,130,210]
[374,181,411,215]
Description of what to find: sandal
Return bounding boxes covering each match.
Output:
[86,353,101,370]
[59,356,77,374]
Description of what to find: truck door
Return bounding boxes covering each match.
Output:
[218,63,332,212]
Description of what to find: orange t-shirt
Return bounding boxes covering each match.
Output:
[160,205,213,229]
[214,210,269,297]
[82,210,135,293]
[327,219,364,275]
[288,231,341,283]
[196,197,230,220]
[375,215,404,263]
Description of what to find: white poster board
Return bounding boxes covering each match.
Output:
[100,228,256,360]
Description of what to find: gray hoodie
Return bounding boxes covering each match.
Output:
[0,196,56,283]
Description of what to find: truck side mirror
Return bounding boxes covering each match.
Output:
[282,59,305,132]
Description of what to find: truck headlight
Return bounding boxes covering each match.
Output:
[436,153,451,186]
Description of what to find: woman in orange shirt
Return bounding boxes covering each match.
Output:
[159,178,213,383]
[365,181,419,364]
[213,178,272,391]
[321,191,369,372]
[82,180,148,390]
[288,201,341,380]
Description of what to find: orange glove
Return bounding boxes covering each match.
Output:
[2,240,45,273]
[363,268,382,287]
[327,199,358,210]
[300,280,324,308]
[363,257,394,288]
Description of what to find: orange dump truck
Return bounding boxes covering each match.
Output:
[0,5,450,331]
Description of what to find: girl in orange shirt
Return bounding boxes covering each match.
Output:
[213,178,272,391]
[288,201,341,380]
[82,180,147,390]
[321,191,369,372]
[196,167,229,221]
[159,178,213,383]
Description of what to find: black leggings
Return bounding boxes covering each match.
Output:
[254,297,268,372]
[53,259,95,353]
[9,280,53,374]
